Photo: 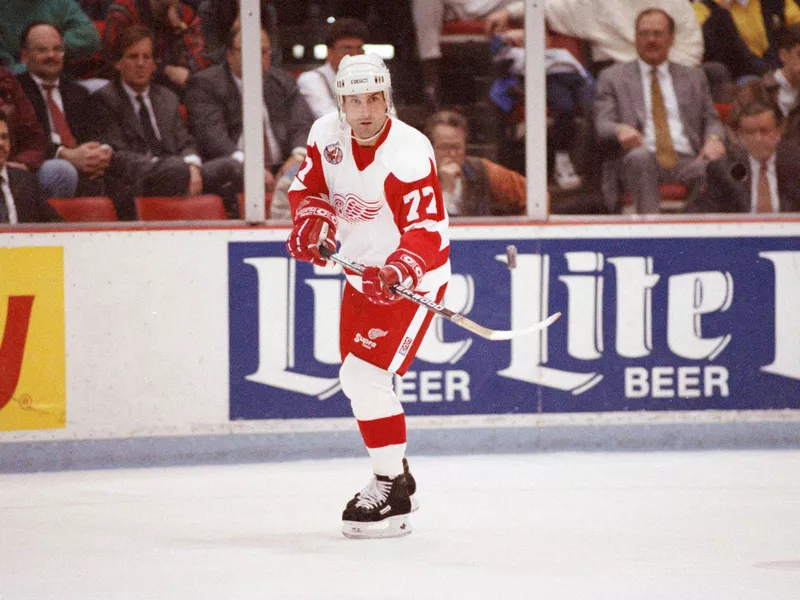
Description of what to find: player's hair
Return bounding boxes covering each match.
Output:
[636,8,675,35]
[20,20,60,49]
[113,24,155,62]
[325,18,369,48]
[0,109,8,124]
[424,109,469,141]
[778,23,800,52]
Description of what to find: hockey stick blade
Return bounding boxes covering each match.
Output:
[318,247,561,341]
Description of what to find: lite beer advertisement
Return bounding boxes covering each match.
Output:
[228,236,800,420]
[0,247,66,431]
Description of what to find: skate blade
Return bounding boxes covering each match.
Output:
[342,515,412,539]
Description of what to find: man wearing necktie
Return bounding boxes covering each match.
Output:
[17,22,112,200]
[595,8,727,213]
[93,24,239,219]
[0,111,57,224]
[687,80,800,213]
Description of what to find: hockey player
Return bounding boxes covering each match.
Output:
[286,53,450,539]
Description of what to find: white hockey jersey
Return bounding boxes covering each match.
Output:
[288,113,451,292]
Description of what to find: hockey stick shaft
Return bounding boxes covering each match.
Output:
[318,246,560,341]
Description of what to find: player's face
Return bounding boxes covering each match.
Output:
[737,110,781,163]
[115,37,156,92]
[342,92,388,141]
[21,24,65,82]
[635,12,673,66]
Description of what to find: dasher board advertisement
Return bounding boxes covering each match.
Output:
[0,247,66,432]
[228,236,800,420]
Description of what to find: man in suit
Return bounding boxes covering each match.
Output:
[93,24,239,219]
[687,84,800,214]
[0,112,58,224]
[595,8,726,213]
[184,24,315,220]
[18,21,112,200]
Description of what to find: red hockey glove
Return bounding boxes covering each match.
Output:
[286,197,337,267]
[362,249,426,306]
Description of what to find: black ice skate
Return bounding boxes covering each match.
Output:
[341,473,412,539]
[345,458,419,514]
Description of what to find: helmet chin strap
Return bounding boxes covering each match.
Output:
[352,117,390,144]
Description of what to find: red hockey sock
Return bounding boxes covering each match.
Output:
[357,413,407,449]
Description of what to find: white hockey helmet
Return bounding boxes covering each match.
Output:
[334,53,396,120]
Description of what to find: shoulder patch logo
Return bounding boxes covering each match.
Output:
[324,142,343,164]
[333,193,383,223]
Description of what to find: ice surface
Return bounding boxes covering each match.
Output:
[1,451,799,599]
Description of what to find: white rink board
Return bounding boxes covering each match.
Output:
[1,220,800,446]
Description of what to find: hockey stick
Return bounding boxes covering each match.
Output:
[318,246,561,341]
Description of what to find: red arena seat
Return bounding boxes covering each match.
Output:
[47,196,118,222]
[135,195,227,221]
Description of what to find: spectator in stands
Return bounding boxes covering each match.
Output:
[687,81,800,213]
[0,111,58,223]
[0,0,102,77]
[197,0,277,65]
[412,0,519,110]
[103,0,210,96]
[761,24,800,146]
[297,18,368,119]
[694,0,800,81]
[595,8,725,214]
[486,0,703,73]
[93,24,239,219]
[425,109,525,216]
[485,13,594,191]
[18,22,111,199]
[0,68,46,172]
[184,25,314,220]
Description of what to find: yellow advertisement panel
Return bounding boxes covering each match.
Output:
[0,247,65,431]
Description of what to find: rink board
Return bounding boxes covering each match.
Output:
[1,220,799,454]
[229,233,800,420]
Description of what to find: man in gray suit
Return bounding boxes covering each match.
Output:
[595,8,726,213]
[184,25,314,220]
[93,24,239,220]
